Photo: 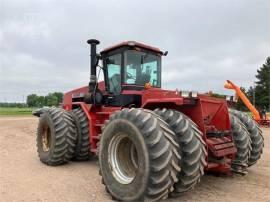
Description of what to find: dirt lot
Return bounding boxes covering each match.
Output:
[0,116,269,202]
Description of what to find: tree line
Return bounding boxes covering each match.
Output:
[0,92,63,108]
[26,92,63,107]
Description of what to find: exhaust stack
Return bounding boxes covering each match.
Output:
[87,39,100,92]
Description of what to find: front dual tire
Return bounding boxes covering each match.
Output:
[99,108,180,201]
[154,108,207,195]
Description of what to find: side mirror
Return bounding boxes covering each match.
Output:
[163,51,168,56]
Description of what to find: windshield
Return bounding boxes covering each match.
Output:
[124,50,161,87]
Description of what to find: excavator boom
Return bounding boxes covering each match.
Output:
[224,80,261,121]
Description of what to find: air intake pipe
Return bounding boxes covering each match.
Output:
[87,39,100,93]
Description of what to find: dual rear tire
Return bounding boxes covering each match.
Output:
[72,108,93,160]
[229,109,264,167]
[36,107,92,165]
[36,107,77,165]
[229,114,252,173]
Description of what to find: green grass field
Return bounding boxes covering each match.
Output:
[0,107,34,116]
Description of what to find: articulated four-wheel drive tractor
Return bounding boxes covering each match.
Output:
[34,39,264,201]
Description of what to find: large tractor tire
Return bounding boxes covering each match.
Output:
[36,107,77,166]
[154,108,206,195]
[98,108,180,201]
[229,109,264,166]
[72,108,93,161]
[229,114,252,173]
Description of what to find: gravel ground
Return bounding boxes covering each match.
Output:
[0,116,269,201]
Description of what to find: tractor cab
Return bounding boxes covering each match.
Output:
[100,41,164,95]
[63,40,169,108]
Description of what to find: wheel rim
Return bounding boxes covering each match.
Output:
[42,126,51,152]
[108,133,138,184]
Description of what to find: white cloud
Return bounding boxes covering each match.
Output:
[0,0,269,101]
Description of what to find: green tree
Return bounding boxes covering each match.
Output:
[247,86,255,105]
[45,93,58,106]
[255,57,270,111]
[26,94,39,107]
[52,92,63,105]
[37,96,45,107]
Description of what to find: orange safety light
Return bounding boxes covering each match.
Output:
[144,82,151,89]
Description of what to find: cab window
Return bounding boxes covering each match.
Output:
[124,50,161,87]
[106,54,121,94]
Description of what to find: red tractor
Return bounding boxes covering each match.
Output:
[35,39,264,201]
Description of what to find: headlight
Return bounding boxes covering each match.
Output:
[181,91,190,98]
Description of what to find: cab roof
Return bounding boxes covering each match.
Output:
[100,41,163,55]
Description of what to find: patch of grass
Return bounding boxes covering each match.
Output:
[0,107,34,116]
